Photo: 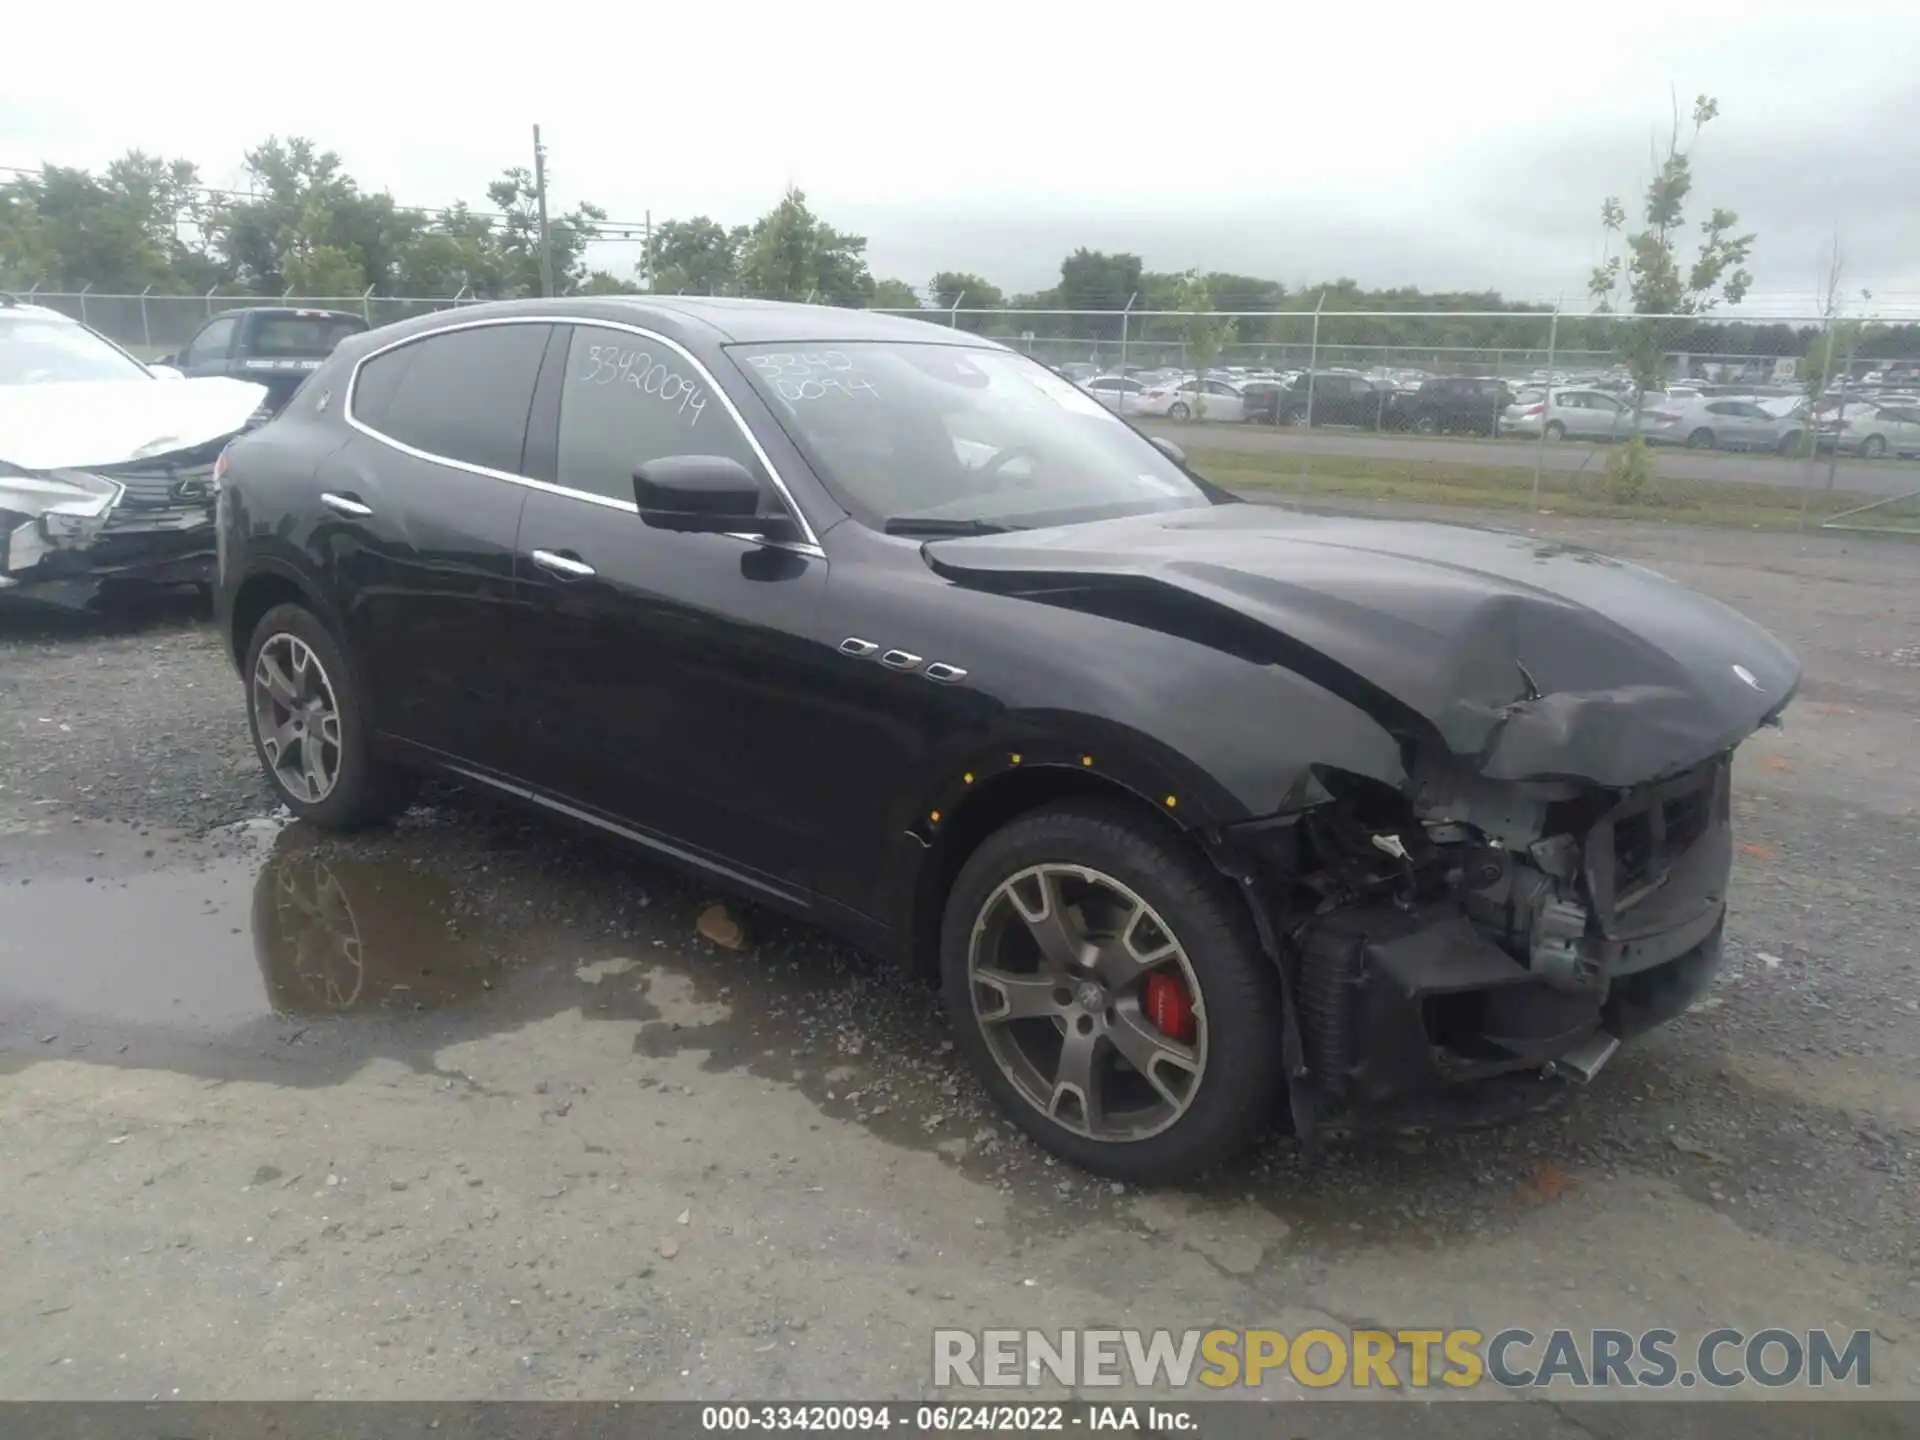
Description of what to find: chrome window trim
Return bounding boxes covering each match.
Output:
[341,313,825,556]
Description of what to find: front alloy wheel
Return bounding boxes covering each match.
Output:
[968,864,1205,1142]
[252,632,342,803]
[940,801,1286,1181]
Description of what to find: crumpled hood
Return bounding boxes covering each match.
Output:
[0,377,268,472]
[924,505,1801,786]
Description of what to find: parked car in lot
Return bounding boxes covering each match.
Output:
[1639,395,1804,453]
[1817,402,1920,459]
[158,308,369,423]
[1241,370,1396,429]
[1499,387,1633,442]
[214,296,1800,1180]
[1,298,265,610]
[1078,373,1146,413]
[1399,376,1515,436]
[1130,377,1246,422]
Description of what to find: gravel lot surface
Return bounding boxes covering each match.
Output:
[1,515,1916,1422]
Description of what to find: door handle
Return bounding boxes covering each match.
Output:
[320,492,373,518]
[530,549,596,580]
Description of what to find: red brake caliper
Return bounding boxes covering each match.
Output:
[1144,972,1196,1044]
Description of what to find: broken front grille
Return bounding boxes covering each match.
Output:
[1574,757,1727,926]
[1612,781,1714,892]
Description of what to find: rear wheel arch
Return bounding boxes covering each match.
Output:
[230,568,322,668]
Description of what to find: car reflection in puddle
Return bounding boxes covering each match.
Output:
[250,843,498,1018]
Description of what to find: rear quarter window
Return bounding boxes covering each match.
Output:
[351,323,553,475]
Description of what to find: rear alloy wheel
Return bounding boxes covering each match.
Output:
[1685,427,1715,449]
[253,631,342,804]
[1412,414,1438,435]
[941,803,1285,1181]
[245,603,412,831]
[1168,401,1191,421]
[1544,421,1567,441]
[1862,435,1887,459]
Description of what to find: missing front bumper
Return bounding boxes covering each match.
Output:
[1293,897,1725,1112]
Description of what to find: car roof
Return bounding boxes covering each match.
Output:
[337,295,1000,363]
[228,307,367,322]
[0,300,79,323]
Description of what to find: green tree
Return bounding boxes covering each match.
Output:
[930,271,1004,330]
[1588,95,1755,391]
[390,205,508,296]
[578,269,642,295]
[1056,248,1143,338]
[0,158,209,292]
[870,277,923,310]
[206,137,361,292]
[484,167,606,296]
[1174,272,1233,416]
[283,244,367,297]
[1587,95,1756,499]
[736,187,874,305]
[645,216,742,295]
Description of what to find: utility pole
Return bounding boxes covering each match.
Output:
[644,209,653,293]
[532,124,556,299]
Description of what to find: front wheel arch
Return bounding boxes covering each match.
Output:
[901,766,1196,982]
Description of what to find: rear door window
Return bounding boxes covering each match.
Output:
[353,322,552,476]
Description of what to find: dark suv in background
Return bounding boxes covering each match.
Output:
[1398,376,1515,436]
[1241,371,1399,429]
[159,308,369,421]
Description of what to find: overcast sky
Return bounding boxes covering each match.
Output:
[6,2,1917,315]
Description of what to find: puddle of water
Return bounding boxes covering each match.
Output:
[0,825,502,1033]
[0,806,1654,1255]
[0,852,270,1028]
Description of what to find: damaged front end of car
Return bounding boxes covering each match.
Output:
[1,439,226,611]
[1221,743,1749,1130]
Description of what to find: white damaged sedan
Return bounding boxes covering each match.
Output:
[1,299,265,610]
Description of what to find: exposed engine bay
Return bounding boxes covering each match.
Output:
[1227,753,1734,1125]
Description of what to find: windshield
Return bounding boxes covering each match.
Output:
[0,314,152,385]
[730,341,1214,531]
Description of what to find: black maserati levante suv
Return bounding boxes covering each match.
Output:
[213,297,1799,1180]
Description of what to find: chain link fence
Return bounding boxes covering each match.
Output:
[15,287,484,360]
[16,290,1918,532]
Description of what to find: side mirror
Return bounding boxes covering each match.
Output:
[633,455,798,542]
[1148,435,1186,466]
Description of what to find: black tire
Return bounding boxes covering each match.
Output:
[1281,408,1308,429]
[939,801,1286,1182]
[1168,401,1191,421]
[1776,431,1802,456]
[1685,427,1714,449]
[1862,435,1887,459]
[243,602,412,831]
[1543,421,1566,441]
[1412,414,1438,435]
